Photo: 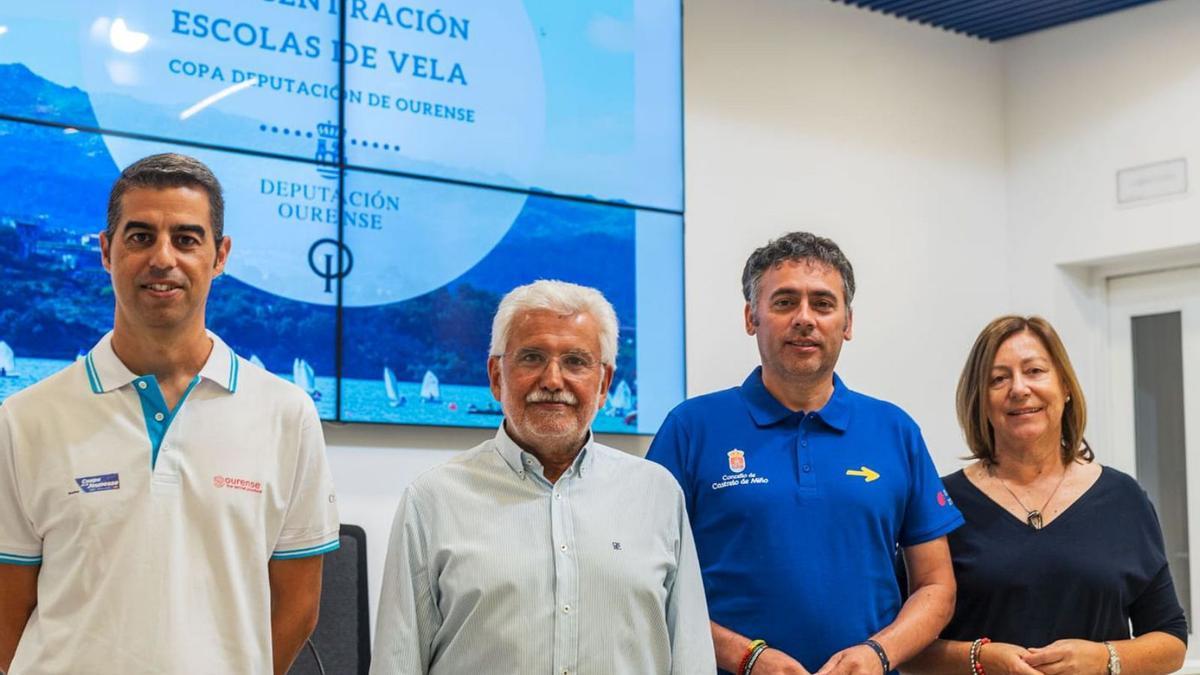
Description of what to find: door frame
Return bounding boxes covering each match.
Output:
[1106,264,1200,663]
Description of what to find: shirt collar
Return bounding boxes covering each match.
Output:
[493,421,595,480]
[739,366,851,431]
[85,330,240,394]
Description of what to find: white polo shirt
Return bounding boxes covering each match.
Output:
[0,331,339,675]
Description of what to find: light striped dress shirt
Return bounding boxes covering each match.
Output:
[371,424,715,675]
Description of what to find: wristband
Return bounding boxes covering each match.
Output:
[739,638,768,672]
[859,639,890,674]
[738,639,766,675]
[744,643,768,675]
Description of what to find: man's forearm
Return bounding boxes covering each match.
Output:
[271,600,320,675]
[712,620,753,672]
[713,620,811,674]
[268,555,324,675]
[0,564,39,672]
[0,604,35,669]
[871,581,955,668]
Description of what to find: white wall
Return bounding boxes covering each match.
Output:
[683,0,1008,466]
[1003,0,1200,460]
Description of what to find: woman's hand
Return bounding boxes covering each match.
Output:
[1021,639,1109,675]
[978,642,1042,675]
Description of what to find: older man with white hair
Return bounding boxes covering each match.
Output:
[371,280,715,675]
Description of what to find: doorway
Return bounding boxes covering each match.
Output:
[1108,265,1200,658]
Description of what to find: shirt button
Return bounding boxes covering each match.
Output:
[137,381,148,390]
[563,605,570,613]
[801,441,808,447]
[554,493,562,500]
[802,464,811,472]
[559,544,568,552]
[154,412,165,422]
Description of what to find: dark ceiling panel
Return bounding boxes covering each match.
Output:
[839,0,1165,41]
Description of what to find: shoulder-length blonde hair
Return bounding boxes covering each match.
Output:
[956,315,1093,466]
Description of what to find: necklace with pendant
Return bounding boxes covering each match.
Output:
[990,464,1069,530]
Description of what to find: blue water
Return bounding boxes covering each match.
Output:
[0,359,638,433]
[0,358,73,401]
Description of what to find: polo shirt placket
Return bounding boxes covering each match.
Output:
[798,414,817,492]
[85,341,212,490]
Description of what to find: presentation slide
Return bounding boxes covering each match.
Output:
[0,1,684,434]
[337,171,683,433]
[0,1,681,209]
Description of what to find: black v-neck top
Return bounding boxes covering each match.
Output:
[940,466,1188,646]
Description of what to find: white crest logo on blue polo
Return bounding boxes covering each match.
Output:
[76,473,120,493]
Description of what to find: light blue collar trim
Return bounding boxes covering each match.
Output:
[83,351,103,394]
[85,332,137,393]
[85,330,239,394]
[197,331,239,393]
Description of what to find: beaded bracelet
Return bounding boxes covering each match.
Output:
[744,643,768,675]
[968,637,991,675]
[738,639,766,675]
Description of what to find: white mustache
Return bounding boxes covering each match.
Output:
[526,390,578,405]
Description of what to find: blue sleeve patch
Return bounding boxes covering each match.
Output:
[271,539,340,560]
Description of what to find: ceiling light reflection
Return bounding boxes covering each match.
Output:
[180,80,256,121]
[110,18,149,53]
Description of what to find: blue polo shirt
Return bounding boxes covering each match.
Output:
[647,368,962,672]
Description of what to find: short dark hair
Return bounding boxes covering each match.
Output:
[105,153,224,244]
[956,315,1093,466]
[741,231,856,307]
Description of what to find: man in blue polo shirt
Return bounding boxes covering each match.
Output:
[648,231,962,675]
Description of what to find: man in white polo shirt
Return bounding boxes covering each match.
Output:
[0,153,339,674]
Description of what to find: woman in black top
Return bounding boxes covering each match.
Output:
[908,316,1186,675]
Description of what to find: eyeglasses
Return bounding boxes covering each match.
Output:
[504,348,601,377]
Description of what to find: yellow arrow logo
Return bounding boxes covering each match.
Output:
[846,466,880,482]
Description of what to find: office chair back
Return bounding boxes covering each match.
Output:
[289,524,371,675]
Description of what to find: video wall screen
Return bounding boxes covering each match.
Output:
[0,1,684,434]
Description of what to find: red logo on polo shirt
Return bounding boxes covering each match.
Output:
[213,475,263,493]
[727,449,746,473]
[937,488,953,507]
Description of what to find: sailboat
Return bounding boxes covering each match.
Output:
[383,366,404,407]
[607,379,633,415]
[292,358,320,400]
[420,369,440,403]
[0,341,16,377]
